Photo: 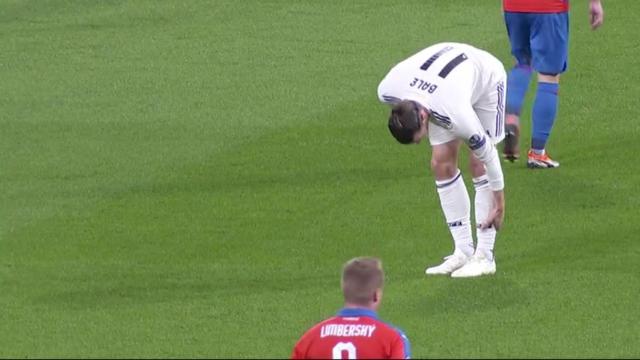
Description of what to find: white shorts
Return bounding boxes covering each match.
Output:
[428,64,507,146]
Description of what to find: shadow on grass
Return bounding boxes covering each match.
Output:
[416,275,530,317]
[30,267,336,311]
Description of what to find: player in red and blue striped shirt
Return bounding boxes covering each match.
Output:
[502,0,604,168]
[291,257,410,359]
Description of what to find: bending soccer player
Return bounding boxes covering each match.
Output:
[502,0,604,167]
[378,42,506,277]
[291,257,410,359]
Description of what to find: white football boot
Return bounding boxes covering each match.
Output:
[450,252,496,278]
[425,253,469,275]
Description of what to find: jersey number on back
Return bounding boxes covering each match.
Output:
[420,46,468,78]
[409,47,468,94]
[332,342,357,359]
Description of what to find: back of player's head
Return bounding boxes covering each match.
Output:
[341,257,384,306]
[388,100,422,144]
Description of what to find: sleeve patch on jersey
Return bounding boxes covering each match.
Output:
[468,134,486,150]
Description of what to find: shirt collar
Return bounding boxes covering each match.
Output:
[337,307,378,319]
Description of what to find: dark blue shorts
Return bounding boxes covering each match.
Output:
[504,11,569,75]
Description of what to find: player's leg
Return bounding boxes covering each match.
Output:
[503,12,534,161]
[450,153,497,278]
[469,155,496,260]
[425,137,473,275]
[528,12,569,168]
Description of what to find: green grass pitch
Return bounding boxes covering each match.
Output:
[1,0,639,357]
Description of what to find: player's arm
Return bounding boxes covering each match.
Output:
[445,104,505,230]
[589,0,604,29]
[474,138,505,231]
[389,329,411,359]
[290,344,302,359]
[483,188,505,231]
[290,336,307,359]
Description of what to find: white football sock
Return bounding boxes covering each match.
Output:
[436,170,474,258]
[473,175,496,261]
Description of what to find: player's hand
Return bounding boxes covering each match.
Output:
[589,0,604,30]
[480,191,505,231]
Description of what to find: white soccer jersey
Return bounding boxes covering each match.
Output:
[377,42,506,147]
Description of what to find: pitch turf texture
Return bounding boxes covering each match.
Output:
[1,0,639,358]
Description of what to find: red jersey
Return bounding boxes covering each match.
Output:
[291,308,411,359]
[503,0,569,13]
